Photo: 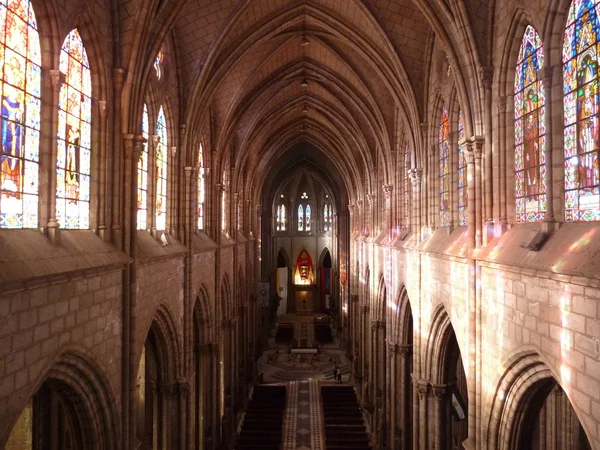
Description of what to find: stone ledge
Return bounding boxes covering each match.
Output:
[0,230,130,293]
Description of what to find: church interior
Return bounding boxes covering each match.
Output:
[1,0,600,448]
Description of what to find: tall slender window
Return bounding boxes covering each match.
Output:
[197,144,204,229]
[0,0,41,228]
[280,204,286,231]
[439,104,450,226]
[298,204,304,231]
[564,1,600,221]
[515,25,546,222]
[457,111,467,225]
[324,204,332,231]
[305,205,311,231]
[155,106,167,230]
[276,205,281,231]
[154,48,164,80]
[138,104,149,229]
[404,145,410,227]
[56,29,91,229]
[221,170,226,232]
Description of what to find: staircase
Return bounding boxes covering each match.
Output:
[321,385,371,449]
[235,385,286,450]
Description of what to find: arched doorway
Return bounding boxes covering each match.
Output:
[318,248,332,313]
[275,248,290,315]
[487,351,592,450]
[426,307,468,450]
[5,353,118,450]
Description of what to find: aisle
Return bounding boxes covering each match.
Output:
[281,380,325,450]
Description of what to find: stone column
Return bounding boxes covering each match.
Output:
[398,344,412,450]
[176,379,189,449]
[211,342,220,449]
[366,194,375,235]
[447,131,458,227]
[416,380,429,450]
[473,137,484,247]
[431,384,447,450]
[497,96,508,228]
[149,135,159,235]
[542,66,556,225]
[465,143,477,250]
[428,144,436,229]
[97,100,109,240]
[383,184,393,234]
[111,68,126,249]
[409,169,423,241]
[387,343,397,449]
[168,146,178,236]
[480,66,494,230]
[45,70,64,243]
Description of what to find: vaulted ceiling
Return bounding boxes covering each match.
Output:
[122,0,490,207]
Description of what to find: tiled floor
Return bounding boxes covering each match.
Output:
[281,380,325,450]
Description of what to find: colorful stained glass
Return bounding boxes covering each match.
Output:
[276,204,281,231]
[439,104,450,226]
[154,48,163,80]
[197,143,204,230]
[457,111,467,225]
[137,104,149,230]
[280,204,286,231]
[305,205,311,231]
[0,0,40,228]
[298,204,304,231]
[155,106,167,230]
[56,29,91,229]
[564,0,600,221]
[515,25,546,223]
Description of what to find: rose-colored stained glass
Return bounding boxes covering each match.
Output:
[515,25,546,223]
[155,106,167,230]
[564,0,600,221]
[439,105,450,226]
[137,104,149,229]
[0,0,40,228]
[56,29,91,229]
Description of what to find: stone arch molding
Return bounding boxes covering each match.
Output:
[4,349,120,450]
[484,348,593,449]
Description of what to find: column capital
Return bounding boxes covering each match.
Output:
[49,69,65,90]
[480,65,493,89]
[408,168,423,186]
[431,383,447,399]
[151,134,160,146]
[416,380,430,398]
[98,100,108,119]
[170,146,177,157]
[382,184,393,198]
[356,200,363,208]
[542,65,556,83]
[177,379,190,398]
[366,194,376,205]
[113,68,126,90]
[179,123,187,136]
[397,344,412,356]
[497,96,508,114]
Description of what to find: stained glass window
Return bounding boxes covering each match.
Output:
[56,29,91,229]
[563,0,600,221]
[305,205,311,231]
[298,204,304,231]
[137,104,149,230]
[197,143,204,229]
[457,111,467,225]
[280,204,286,231]
[439,104,450,226]
[276,205,281,231]
[0,0,41,228]
[155,106,167,230]
[324,204,332,231]
[515,25,546,222]
[154,48,163,80]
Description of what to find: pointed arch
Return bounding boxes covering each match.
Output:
[146,304,182,381]
[5,350,119,450]
[485,349,592,450]
[276,247,290,268]
[390,284,414,345]
[193,284,213,344]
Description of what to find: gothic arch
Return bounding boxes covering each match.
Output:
[485,349,593,450]
[277,247,291,268]
[5,350,119,450]
[193,284,213,344]
[146,304,182,381]
[221,274,232,320]
[374,273,386,322]
[390,284,414,345]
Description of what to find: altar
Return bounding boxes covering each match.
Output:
[293,249,317,314]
